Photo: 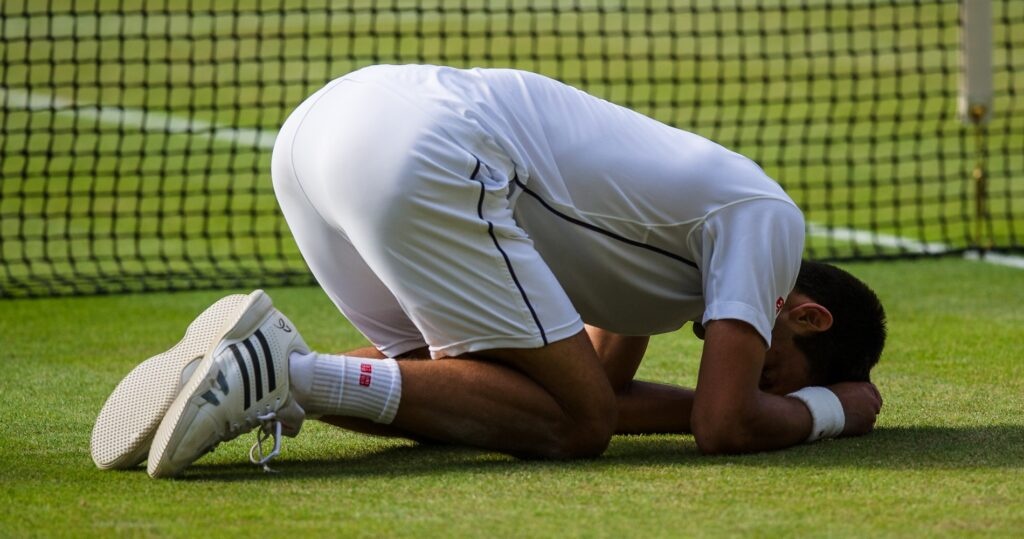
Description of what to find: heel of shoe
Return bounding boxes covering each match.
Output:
[222,290,274,343]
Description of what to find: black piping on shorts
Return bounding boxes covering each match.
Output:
[471,158,549,345]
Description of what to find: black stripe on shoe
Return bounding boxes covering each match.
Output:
[243,338,264,402]
[215,369,230,395]
[229,344,252,410]
[253,330,276,392]
[200,390,220,406]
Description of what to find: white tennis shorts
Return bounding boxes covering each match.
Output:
[272,78,584,358]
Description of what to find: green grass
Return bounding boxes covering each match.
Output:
[2,258,1022,536]
[1,2,1023,534]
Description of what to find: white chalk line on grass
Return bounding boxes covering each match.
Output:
[805,223,950,255]
[806,224,1024,270]
[1,87,276,149]
[5,87,1023,270]
[962,250,1024,270]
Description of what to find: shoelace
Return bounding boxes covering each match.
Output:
[248,411,283,473]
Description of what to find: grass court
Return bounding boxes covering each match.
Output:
[2,258,1022,536]
[1,1,1022,536]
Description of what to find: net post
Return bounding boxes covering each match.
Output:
[959,0,993,253]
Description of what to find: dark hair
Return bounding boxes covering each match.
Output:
[792,261,887,385]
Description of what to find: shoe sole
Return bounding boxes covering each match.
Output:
[147,290,275,478]
[90,293,254,470]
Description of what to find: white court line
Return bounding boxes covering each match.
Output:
[807,225,1024,270]
[5,87,1023,270]
[962,250,1024,270]
[1,88,276,149]
[806,223,950,255]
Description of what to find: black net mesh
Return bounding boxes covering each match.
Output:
[2,0,1022,297]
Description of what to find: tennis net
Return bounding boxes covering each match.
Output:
[2,0,1022,297]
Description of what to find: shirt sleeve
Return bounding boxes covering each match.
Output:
[699,198,805,347]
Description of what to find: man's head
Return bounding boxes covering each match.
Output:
[761,261,887,395]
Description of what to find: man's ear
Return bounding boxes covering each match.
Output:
[789,302,833,334]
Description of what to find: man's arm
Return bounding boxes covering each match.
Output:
[691,319,809,452]
[586,325,694,434]
[615,381,694,434]
[691,319,881,454]
[585,325,648,389]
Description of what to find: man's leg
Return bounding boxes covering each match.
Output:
[319,325,695,440]
[392,332,616,457]
[295,333,616,458]
[317,334,693,442]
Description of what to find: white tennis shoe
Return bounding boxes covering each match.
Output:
[90,292,258,470]
[147,290,309,478]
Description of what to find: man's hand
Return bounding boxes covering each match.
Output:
[828,381,883,437]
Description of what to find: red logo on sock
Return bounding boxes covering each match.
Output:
[360,363,373,373]
[359,374,372,387]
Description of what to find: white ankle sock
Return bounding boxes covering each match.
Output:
[289,352,402,424]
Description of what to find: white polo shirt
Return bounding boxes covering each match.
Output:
[274,65,804,355]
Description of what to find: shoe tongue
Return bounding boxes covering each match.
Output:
[180,357,203,386]
[273,397,307,438]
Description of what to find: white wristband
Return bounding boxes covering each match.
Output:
[787,386,846,442]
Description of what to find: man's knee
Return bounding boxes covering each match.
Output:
[480,331,618,459]
[536,400,616,459]
[559,417,615,459]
